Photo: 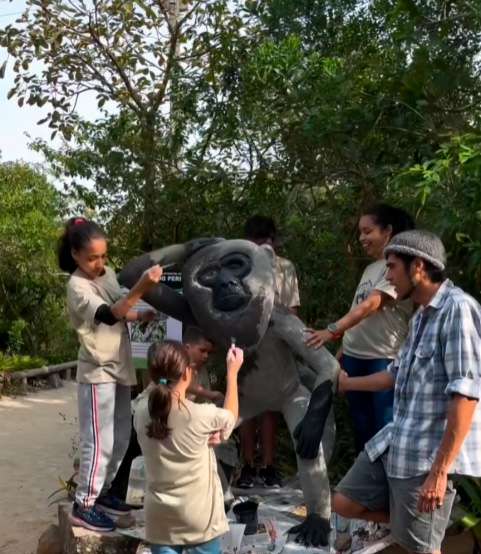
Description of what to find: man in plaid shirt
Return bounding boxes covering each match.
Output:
[333,230,481,554]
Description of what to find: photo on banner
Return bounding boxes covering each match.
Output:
[128,272,183,369]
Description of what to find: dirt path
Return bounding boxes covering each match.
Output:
[0,382,78,554]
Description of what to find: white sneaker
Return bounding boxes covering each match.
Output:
[350,522,371,552]
[351,522,391,552]
[334,530,352,551]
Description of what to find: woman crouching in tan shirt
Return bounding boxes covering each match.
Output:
[134,340,243,554]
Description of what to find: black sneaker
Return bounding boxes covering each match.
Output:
[237,464,256,488]
[96,494,132,516]
[71,502,116,532]
[258,465,282,488]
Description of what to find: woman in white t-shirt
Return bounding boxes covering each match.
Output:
[134,340,243,554]
[306,204,415,453]
[58,217,162,532]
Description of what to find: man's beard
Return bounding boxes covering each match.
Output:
[399,281,416,301]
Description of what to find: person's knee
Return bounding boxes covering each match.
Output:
[332,492,365,519]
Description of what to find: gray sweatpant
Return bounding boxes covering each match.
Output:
[76,383,132,508]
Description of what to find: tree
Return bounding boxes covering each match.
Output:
[232,0,481,193]
[0,162,76,359]
[392,132,481,290]
[8,0,481,307]
[1,0,249,249]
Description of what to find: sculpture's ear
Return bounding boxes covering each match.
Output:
[184,237,225,260]
[259,243,276,267]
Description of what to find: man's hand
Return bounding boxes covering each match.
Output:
[208,431,222,447]
[417,470,448,513]
[304,328,333,349]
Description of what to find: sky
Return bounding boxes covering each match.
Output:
[0,0,101,165]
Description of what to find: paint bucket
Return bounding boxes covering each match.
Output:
[233,500,259,535]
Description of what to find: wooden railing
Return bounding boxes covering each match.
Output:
[3,361,77,391]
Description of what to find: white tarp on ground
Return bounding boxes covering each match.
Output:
[119,482,394,553]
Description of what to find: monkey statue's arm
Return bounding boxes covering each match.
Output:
[270,305,339,385]
[118,239,222,324]
[270,306,340,459]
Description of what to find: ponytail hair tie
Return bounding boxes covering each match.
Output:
[74,217,86,225]
[159,378,168,385]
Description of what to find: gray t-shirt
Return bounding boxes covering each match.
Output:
[67,267,136,385]
[342,260,412,360]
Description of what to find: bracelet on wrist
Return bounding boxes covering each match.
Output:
[327,323,343,340]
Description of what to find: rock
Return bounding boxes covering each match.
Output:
[37,524,62,554]
[58,503,140,554]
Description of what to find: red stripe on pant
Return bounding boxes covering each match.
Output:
[85,385,101,508]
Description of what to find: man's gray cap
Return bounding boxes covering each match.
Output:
[384,230,446,271]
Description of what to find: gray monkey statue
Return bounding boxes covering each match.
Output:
[119,238,340,548]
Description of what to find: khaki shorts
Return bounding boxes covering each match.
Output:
[336,451,456,553]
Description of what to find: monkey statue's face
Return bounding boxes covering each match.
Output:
[183,239,275,348]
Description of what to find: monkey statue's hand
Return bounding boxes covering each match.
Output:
[293,380,333,459]
[288,514,331,547]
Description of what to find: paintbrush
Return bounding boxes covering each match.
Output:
[161,262,177,270]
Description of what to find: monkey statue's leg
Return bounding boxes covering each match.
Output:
[236,398,265,427]
[282,385,332,548]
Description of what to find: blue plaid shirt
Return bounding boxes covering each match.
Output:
[365,280,481,478]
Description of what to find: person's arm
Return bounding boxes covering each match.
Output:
[338,369,394,393]
[305,290,388,349]
[418,299,481,512]
[94,266,163,325]
[124,309,157,323]
[187,382,203,397]
[111,266,163,320]
[187,382,224,404]
[223,346,243,420]
[418,394,478,512]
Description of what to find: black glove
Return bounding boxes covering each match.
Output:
[288,514,331,547]
[293,379,333,459]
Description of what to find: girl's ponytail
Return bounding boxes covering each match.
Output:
[147,383,173,440]
[146,341,190,440]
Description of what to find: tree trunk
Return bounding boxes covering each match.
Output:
[140,118,158,252]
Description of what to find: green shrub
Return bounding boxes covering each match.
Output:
[0,352,47,373]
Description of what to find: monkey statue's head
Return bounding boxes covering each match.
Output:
[183,239,275,348]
